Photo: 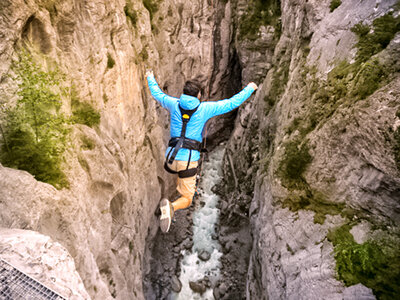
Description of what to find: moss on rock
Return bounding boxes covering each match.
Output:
[70,87,100,127]
[327,224,400,299]
[278,139,312,190]
[329,0,342,12]
[283,189,345,224]
[238,0,281,41]
[351,12,400,64]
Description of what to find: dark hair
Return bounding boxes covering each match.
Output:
[183,80,203,97]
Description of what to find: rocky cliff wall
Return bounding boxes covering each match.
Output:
[0,228,90,299]
[221,0,400,299]
[0,0,219,299]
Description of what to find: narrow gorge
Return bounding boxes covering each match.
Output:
[0,0,399,299]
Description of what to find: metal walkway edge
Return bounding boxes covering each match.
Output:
[0,258,66,300]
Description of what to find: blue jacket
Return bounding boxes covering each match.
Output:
[147,75,256,161]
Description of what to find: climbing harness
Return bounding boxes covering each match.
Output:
[164,104,202,178]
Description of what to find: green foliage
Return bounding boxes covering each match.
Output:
[328,225,400,299]
[143,0,159,21]
[327,60,357,100]
[239,0,281,41]
[317,12,399,103]
[329,0,341,12]
[326,57,387,102]
[351,59,385,100]
[107,53,115,69]
[0,51,69,189]
[70,91,100,127]
[351,12,400,64]
[124,0,138,27]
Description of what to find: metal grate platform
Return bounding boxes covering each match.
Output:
[0,258,66,300]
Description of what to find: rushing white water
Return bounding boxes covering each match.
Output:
[171,147,225,300]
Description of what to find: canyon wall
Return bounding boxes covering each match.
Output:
[0,0,217,298]
[1,0,399,299]
[221,0,400,299]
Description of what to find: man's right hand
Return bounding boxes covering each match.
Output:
[248,82,258,90]
[146,70,154,77]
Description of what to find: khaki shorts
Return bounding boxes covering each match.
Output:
[166,160,198,199]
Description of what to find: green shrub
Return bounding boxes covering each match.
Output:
[0,51,69,189]
[329,0,341,12]
[328,225,400,299]
[351,59,386,100]
[107,53,115,69]
[279,140,312,186]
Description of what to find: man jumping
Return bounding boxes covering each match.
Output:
[146,70,257,232]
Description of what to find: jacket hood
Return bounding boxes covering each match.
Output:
[179,94,200,110]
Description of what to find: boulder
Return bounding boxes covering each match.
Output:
[189,280,207,295]
[170,275,182,293]
[198,250,211,262]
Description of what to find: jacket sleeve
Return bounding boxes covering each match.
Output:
[203,85,256,119]
[147,75,178,111]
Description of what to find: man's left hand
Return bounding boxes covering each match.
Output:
[146,70,154,77]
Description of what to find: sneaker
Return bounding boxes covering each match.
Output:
[159,198,174,233]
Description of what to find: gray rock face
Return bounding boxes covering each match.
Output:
[0,0,215,298]
[222,0,400,299]
[0,228,90,300]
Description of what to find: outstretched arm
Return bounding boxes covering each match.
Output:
[146,70,178,111]
[204,82,258,118]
